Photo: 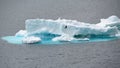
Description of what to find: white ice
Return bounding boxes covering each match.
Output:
[15,30,27,37]
[15,15,120,43]
[22,36,41,44]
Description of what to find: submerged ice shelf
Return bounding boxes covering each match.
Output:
[2,15,120,44]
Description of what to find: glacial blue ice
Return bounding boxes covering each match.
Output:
[2,15,120,44]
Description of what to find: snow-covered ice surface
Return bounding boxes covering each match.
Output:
[22,36,41,44]
[2,15,120,44]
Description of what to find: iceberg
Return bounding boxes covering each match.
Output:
[14,15,120,44]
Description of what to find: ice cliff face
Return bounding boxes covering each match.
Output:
[15,15,120,43]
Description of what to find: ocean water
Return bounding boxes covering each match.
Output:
[1,0,120,68]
